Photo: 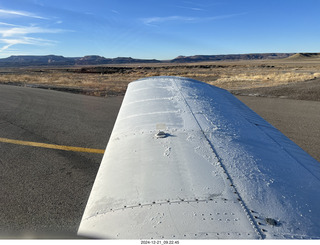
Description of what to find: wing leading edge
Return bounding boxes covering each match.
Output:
[78,76,320,239]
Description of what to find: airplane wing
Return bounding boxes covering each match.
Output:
[78,76,320,239]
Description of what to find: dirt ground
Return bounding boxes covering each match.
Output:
[1,59,320,99]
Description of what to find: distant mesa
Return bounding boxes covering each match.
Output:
[170,53,294,63]
[0,53,314,67]
[285,53,320,60]
[2,55,75,66]
[0,55,161,67]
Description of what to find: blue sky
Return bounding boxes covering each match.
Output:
[0,0,319,59]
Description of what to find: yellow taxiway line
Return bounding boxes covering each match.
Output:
[0,137,105,154]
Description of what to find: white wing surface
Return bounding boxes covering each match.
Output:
[78,76,320,239]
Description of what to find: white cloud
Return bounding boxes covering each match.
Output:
[0,22,19,27]
[0,25,64,37]
[0,24,65,53]
[0,8,48,19]
[0,8,66,54]
[0,43,14,52]
[1,37,57,46]
[0,36,58,53]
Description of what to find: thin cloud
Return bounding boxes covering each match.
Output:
[142,13,247,26]
[1,37,57,46]
[207,13,247,21]
[0,8,48,20]
[0,25,65,38]
[0,24,66,53]
[0,36,58,52]
[176,6,204,11]
[142,16,196,26]
[0,43,14,52]
[111,9,120,14]
[0,22,19,27]
[0,8,68,54]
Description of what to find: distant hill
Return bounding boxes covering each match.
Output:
[285,53,320,60]
[170,53,294,63]
[0,55,161,67]
[0,53,301,67]
[0,55,75,66]
[75,56,160,65]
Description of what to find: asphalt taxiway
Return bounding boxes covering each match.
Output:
[0,84,319,237]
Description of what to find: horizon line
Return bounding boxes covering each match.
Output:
[0,52,306,60]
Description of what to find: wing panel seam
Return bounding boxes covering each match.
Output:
[83,198,224,222]
[172,80,265,239]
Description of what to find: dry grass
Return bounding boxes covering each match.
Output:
[209,72,320,90]
[1,60,320,96]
